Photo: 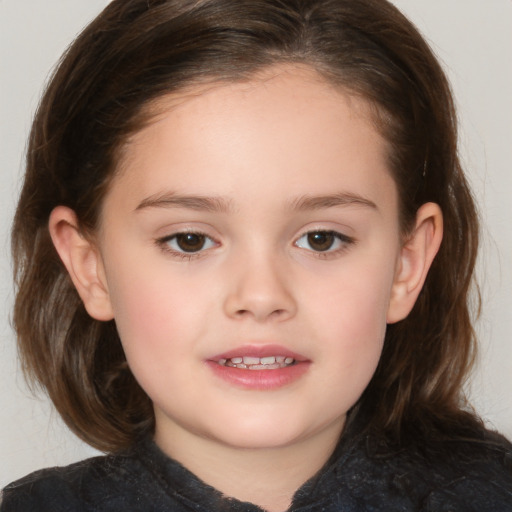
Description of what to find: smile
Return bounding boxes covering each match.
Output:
[217,356,296,370]
[208,345,309,389]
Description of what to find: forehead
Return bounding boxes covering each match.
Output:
[109,65,394,211]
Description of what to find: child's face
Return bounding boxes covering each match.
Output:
[95,66,405,453]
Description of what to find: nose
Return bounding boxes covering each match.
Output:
[223,252,297,323]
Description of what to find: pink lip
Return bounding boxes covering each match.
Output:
[210,344,308,362]
[206,344,310,391]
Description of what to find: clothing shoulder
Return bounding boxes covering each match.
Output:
[0,452,145,512]
[417,434,512,511]
[340,430,512,511]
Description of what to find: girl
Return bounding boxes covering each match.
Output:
[2,0,511,510]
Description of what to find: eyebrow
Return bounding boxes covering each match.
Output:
[135,192,234,213]
[135,191,378,214]
[288,193,378,212]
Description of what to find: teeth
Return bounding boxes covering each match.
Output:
[249,363,281,370]
[218,356,296,369]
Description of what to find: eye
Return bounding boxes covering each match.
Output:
[295,230,352,252]
[162,232,216,253]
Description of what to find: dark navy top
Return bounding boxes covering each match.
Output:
[2,431,512,511]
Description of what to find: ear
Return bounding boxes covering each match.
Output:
[49,206,114,321]
[387,202,443,324]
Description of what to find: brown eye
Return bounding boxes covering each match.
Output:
[175,233,207,252]
[162,232,216,254]
[307,231,335,252]
[295,230,353,253]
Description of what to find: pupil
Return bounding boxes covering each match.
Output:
[308,231,334,251]
[176,233,205,252]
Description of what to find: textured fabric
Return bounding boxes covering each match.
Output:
[2,432,512,511]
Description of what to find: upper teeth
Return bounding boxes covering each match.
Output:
[218,356,295,369]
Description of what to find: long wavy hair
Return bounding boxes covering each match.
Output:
[12,0,481,452]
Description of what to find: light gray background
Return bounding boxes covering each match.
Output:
[1,1,511,487]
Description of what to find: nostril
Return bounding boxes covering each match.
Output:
[232,307,289,321]
[223,279,297,321]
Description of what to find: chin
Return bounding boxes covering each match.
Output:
[208,414,340,452]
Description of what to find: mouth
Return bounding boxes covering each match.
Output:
[207,345,309,390]
[217,355,296,370]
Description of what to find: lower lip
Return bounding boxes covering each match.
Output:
[206,361,310,390]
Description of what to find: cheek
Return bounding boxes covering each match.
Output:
[308,258,395,336]
[104,258,206,352]
[305,256,396,382]
[105,268,210,399]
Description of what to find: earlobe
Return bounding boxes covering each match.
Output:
[387,202,443,324]
[49,206,114,321]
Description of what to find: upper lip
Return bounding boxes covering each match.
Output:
[209,344,309,362]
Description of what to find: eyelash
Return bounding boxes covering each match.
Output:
[155,229,355,261]
[294,230,355,258]
[156,231,218,261]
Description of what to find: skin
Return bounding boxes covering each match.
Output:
[50,65,442,512]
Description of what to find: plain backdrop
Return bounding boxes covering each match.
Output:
[1,1,511,488]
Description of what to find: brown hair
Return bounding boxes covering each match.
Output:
[12,0,482,452]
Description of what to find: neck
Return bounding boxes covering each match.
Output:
[154,421,343,512]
